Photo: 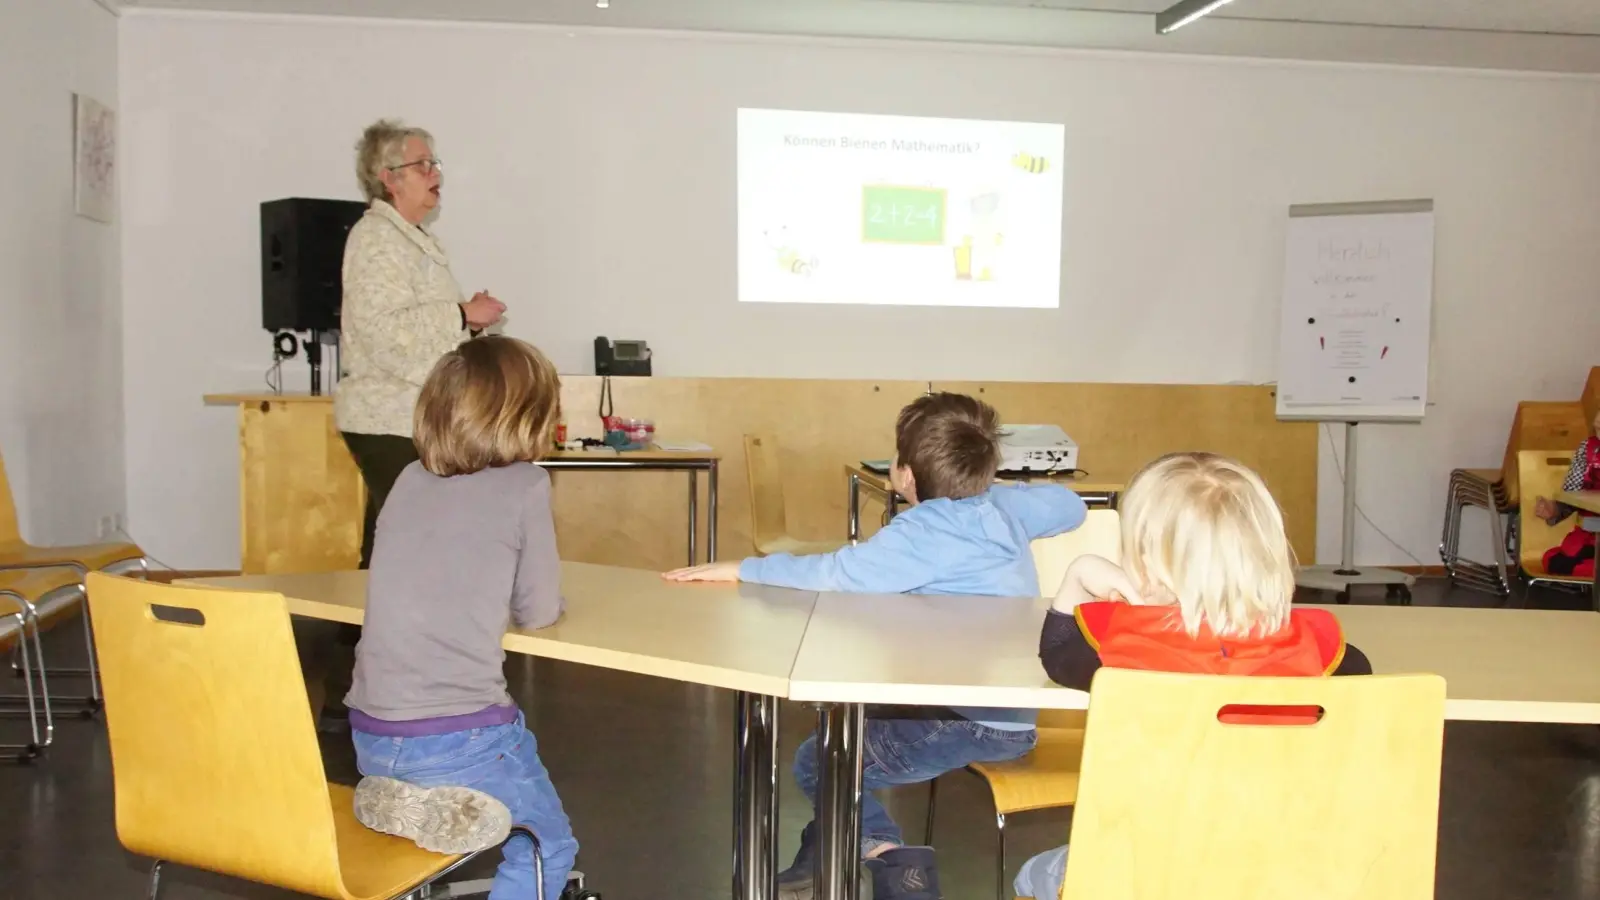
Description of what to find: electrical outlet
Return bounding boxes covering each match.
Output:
[113,512,127,537]
[97,515,115,540]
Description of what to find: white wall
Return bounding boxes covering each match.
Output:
[119,10,1600,570]
[0,0,124,547]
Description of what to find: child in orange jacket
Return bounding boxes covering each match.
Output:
[1015,451,1372,899]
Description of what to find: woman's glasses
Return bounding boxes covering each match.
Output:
[388,157,443,176]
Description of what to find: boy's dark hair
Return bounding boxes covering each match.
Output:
[895,393,1003,501]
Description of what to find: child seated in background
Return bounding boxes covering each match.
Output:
[1014,451,1372,900]
[665,392,1088,900]
[345,336,579,900]
[1533,410,1600,578]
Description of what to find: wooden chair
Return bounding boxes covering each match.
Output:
[1019,668,1446,900]
[1515,448,1593,591]
[742,435,846,557]
[924,510,1119,900]
[0,567,85,762]
[85,573,504,899]
[0,446,148,713]
[1442,399,1588,598]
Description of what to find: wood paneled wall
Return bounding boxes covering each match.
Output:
[209,377,1315,574]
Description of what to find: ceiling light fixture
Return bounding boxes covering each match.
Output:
[1155,0,1235,34]
[596,0,609,8]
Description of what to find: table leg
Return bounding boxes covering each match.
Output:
[848,473,861,544]
[734,692,780,900]
[709,461,720,562]
[688,470,699,568]
[813,702,866,900]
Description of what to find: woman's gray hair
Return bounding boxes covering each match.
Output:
[354,119,434,203]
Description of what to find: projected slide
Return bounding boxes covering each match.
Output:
[737,108,1065,308]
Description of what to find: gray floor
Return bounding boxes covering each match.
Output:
[4,578,1600,900]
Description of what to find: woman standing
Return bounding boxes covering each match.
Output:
[337,118,506,567]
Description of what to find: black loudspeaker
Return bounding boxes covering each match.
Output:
[260,198,368,332]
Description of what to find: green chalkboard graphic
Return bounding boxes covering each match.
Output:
[862,185,947,245]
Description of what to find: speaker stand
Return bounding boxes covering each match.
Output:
[307,329,324,396]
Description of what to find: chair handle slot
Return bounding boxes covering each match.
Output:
[1217,703,1324,725]
[149,604,206,627]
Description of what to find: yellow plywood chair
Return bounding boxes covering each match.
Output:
[1516,449,1594,591]
[0,567,86,762]
[0,446,147,714]
[1019,668,1446,900]
[925,510,1119,900]
[85,573,501,899]
[743,435,847,557]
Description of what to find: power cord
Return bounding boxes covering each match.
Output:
[1321,423,1427,567]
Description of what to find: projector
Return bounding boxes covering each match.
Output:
[998,424,1079,473]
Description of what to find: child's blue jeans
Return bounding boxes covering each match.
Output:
[352,714,577,900]
[793,713,1037,857]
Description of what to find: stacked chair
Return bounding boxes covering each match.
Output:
[0,447,147,762]
[1441,375,1597,601]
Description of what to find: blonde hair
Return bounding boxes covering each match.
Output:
[1118,452,1297,639]
[413,336,561,478]
[354,118,434,203]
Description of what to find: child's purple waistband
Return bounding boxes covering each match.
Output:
[349,703,519,738]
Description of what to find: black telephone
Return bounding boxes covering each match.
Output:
[594,337,652,377]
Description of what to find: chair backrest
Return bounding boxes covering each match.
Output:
[85,572,348,898]
[1516,448,1585,579]
[0,447,21,546]
[1502,401,1587,505]
[744,435,792,553]
[1060,668,1446,900]
[1031,509,1120,597]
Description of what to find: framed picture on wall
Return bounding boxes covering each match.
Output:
[73,92,116,224]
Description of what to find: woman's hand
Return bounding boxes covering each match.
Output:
[462,291,506,328]
[1052,554,1145,613]
[662,561,741,583]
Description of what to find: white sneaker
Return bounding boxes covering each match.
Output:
[353,776,512,854]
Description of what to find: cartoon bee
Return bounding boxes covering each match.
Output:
[764,226,820,277]
[1011,152,1050,174]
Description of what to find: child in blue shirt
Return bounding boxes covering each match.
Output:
[665,392,1088,900]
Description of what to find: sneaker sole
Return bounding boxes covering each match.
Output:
[353,776,512,854]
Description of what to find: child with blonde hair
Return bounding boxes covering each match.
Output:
[1014,451,1371,899]
[345,335,578,900]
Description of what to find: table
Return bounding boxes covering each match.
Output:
[843,464,1123,543]
[185,567,1600,900]
[184,564,814,900]
[1557,490,1600,610]
[787,593,1600,900]
[544,450,721,565]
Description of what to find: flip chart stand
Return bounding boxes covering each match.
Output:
[1294,421,1414,605]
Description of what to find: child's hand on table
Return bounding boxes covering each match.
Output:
[662,561,741,583]
[1051,554,1147,613]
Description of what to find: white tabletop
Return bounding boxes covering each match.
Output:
[184,563,817,697]
[1332,604,1600,723]
[185,566,1600,724]
[788,592,1600,723]
[788,592,1088,709]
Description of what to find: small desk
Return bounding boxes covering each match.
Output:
[843,464,1123,542]
[1557,490,1600,610]
[185,564,814,900]
[203,393,719,570]
[544,450,720,565]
